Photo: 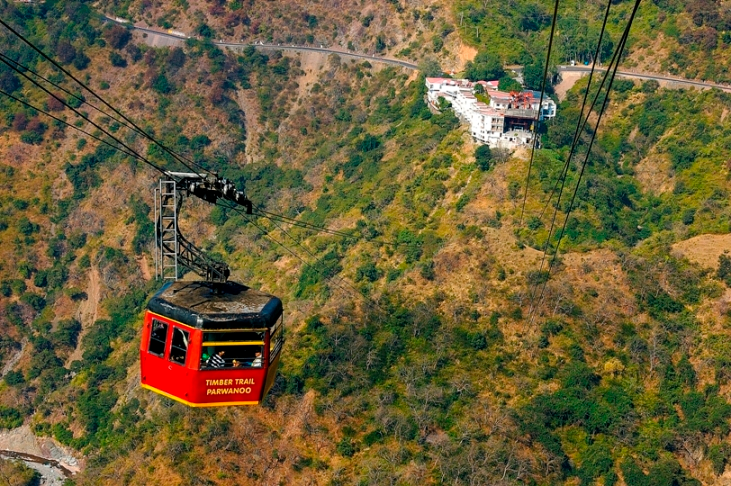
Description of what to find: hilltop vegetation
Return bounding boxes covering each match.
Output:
[1,0,731,485]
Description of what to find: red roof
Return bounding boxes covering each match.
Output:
[490,90,512,99]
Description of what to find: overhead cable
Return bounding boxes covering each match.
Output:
[519,0,561,225]
[528,0,642,323]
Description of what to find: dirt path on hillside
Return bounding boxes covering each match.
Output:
[554,71,585,101]
[634,151,674,194]
[1,339,27,377]
[237,90,264,165]
[138,255,152,281]
[281,390,315,441]
[67,266,101,365]
[294,51,327,101]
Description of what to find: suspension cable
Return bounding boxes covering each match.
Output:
[526,0,615,315]
[519,0,561,225]
[528,0,642,323]
[0,18,213,178]
[0,55,167,176]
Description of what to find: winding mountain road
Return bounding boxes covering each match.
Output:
[112,16,731,92]
[557,65,731,92]
[109,18,418,69]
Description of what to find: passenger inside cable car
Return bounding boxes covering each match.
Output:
[140,280,283,406]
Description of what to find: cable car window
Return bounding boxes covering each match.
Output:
[169,327,190,365]
[148,319,168,357]
[201,345,264,369]
[200,330,265,369]
[202,330,264,343]
[269,317,283,363]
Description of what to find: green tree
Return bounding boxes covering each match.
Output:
[418,57,442,77]
[523,61,547,91]
[0,457,39,485]
[464,52,504,81]
[498,75,522,92]
[356,262,382,282]
[73,52,90,70]
[475,144,492,170]
[375,35,386,52]
[152,74,173,94]
[56,41,77,64]
[197,23,215,38]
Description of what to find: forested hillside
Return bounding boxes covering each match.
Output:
[2,0,731,485]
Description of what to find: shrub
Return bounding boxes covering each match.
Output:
[642,80,659,93]
[152,74,173,94]
[81,319,114,363]
[73,52,90,70]
[52,319,82,349]
[197,22,215,38]
[620,458,647,486]
[456,194,470,212]
[27,349,62,380]
[336,438,356,457]
[526,270,549,285]
[78,254,91,269]
[20,131,43,145]
[375,35,386,52]
[20,293,46,312]
[356,134,381,153]
[167,47,186,68]
[0,71,20,93]
[718,254,731,286]
[708,444,730,475]
[397,230,423,263]
[578,442,614,484]
[52,423,73,445]
[10,279,26,295]
[295,251,342,298]
[527,216,543,230]
[56,41,77,64]
[109,52,127,67]
[4,371,24,386]
[190,134,211,150]
[33,270,48,288]
[355,262,382,282]
[681,208,695,225]
[0,407,22,429]
[419,260,436,280]
[613,79,635,93]
[104,25,131,49]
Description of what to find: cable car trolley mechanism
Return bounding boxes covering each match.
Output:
[140,172,283,406]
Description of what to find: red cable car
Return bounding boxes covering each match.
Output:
[140,280,283,406]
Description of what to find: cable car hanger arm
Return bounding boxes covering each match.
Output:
[156,172,254,283]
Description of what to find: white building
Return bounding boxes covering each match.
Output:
[425,77,557,149]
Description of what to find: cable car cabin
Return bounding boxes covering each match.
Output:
[140,280,283,406]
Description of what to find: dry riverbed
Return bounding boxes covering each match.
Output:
[0,425,81,484]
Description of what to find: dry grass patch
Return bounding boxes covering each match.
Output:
[672,233,731,270]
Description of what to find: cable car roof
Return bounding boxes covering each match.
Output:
[147,280,282,330]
